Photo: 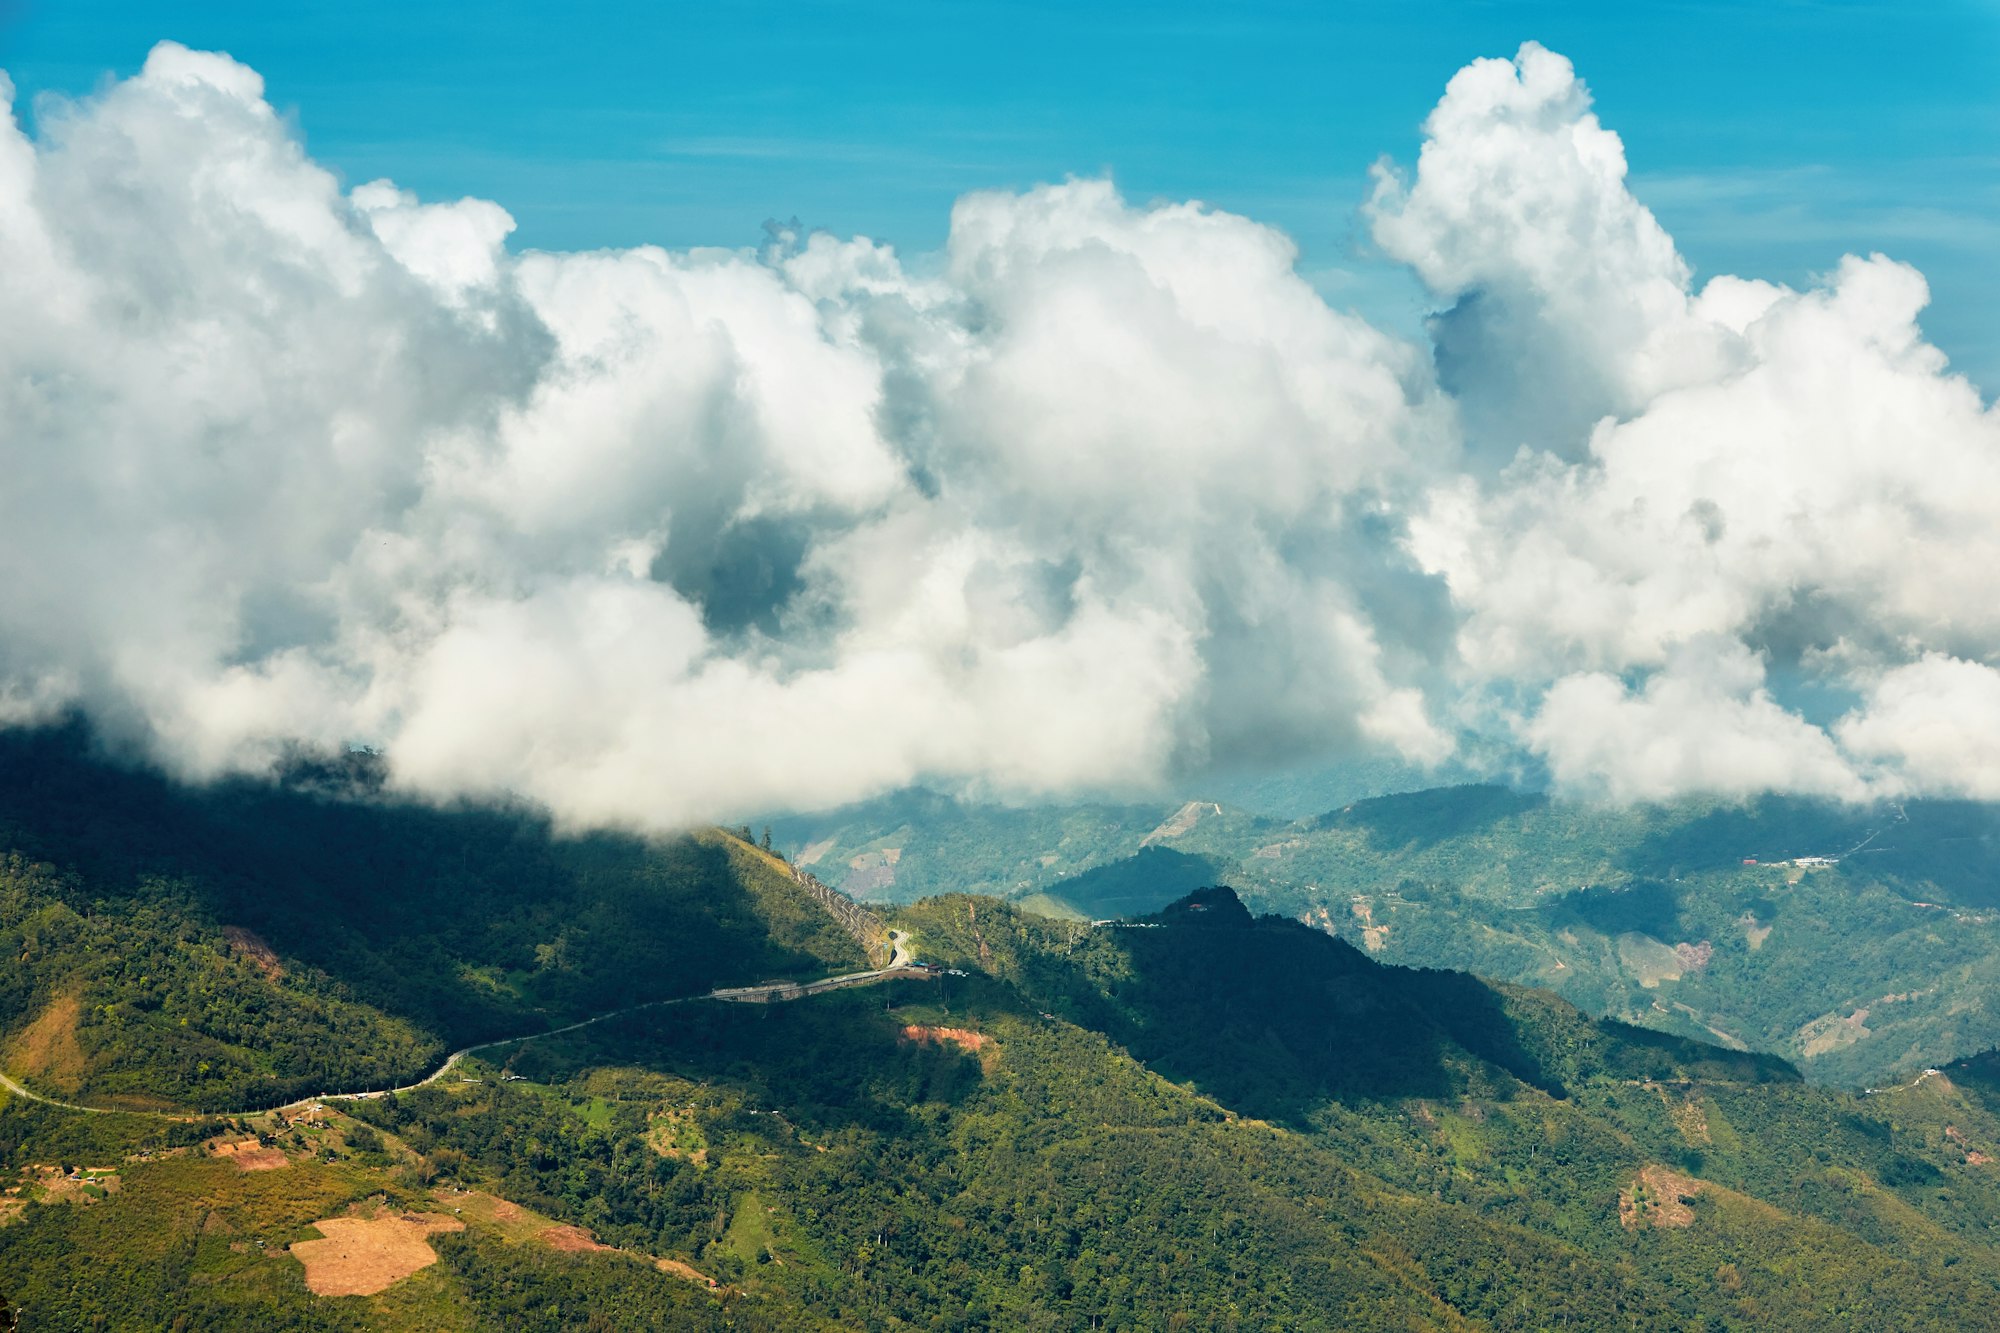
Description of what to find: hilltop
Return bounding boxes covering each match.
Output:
[779,783,2000,1085]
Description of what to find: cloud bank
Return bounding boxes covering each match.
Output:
[0,41,1994,825]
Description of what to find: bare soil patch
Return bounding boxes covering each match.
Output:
[1348,897,1391,954]
[1673,940,1714,973]
[1620,1165,1703,1229]
[901,1025,990,1053]
[209,1136,290,1172]
[22,1164,120,1205]
[657,1257,721,1289]
[1617,934,1685,990]
[1141,800,1220,846]
[291,1213,465,1296]
[844,850,899,896]
[232,1147,290,1172]
[7,993,86,1092]
[1798,1007,1872,1058]
[222,926,284,980]
[1662,1092,1712,1146]
[539,1223,617,1253]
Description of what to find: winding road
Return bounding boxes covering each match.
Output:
[0,949,933,1121]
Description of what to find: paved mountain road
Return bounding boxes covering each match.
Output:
[0,960,934,1121]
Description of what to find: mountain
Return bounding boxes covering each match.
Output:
[0,724,871,1113]
[778,783,2000,1086]
[11,741,2000,1327]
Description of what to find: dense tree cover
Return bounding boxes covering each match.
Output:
[15,739,2000,1326]
[346,986,1681,1330]
[0,856,437,1109]
[253,899,2000,1328]
[11,884,2000,1326]
[0,1098,223,1169]
[900,888,1795,1119]
[0,723,865,1109]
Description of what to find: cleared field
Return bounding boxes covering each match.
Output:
[656,1256,721,1289]
[1619,1165,1703,1230]
[211,1137,291,1172]
[539,1223,616,1253]
[900,1024,990,1052]
[6,992,86,1093]
[290,1212,465,1296]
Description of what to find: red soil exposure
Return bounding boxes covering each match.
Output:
[1673,940,1714,972]
[232,1148,291,1172]
[222,926,284,980]
[901,1025,990,1052]
[539,1224,617,1253]
[1619,1165,1703,1229]
[210,1138,288,1170]
[657,1257,722,1289]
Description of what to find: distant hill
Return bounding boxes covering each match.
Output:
[774,782,2000,1085]
[899,887,1797,1123]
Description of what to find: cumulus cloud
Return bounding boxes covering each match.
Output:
[1838,657,2000,801]
[1392,46,2000,803]
[1,39,1996,825]
[1367,42,1742,459]
[1522,642,1870,805]
[0,42,1459,827]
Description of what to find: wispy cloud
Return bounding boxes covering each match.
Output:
[1635,162,2000,249]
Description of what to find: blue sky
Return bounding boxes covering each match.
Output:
[3,0,1996,384]
[4,2,2000,818]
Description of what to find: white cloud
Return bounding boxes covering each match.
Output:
[2,39,1997,825]
[1367,42,1742,459]
[1838,656,2000,800]
[0,44,1458,828]
[1523,642,1869,804]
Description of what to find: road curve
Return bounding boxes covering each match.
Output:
[0,1070,124,1116]
[0,964,934,1121]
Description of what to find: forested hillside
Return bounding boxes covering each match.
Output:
[14,883,2000,1328]
[13,739,2000,1327]
[0,724,865,1111]
[780,784,2000,1085]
